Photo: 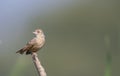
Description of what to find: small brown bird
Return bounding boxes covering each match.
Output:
[16,29,45,55]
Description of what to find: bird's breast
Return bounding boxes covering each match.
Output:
[35,38,45,47]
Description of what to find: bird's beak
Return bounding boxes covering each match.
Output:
[33,31,37,34]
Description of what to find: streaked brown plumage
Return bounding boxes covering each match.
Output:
[16,29,45,55]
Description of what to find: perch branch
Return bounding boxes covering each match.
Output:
[31,53,47,76]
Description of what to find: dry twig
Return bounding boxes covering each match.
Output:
[31,53,47,76]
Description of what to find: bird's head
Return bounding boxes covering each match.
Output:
[33,29,43,35]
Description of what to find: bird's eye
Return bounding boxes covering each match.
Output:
[36,30,40,33]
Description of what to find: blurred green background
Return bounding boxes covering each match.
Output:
[0,0,120,76]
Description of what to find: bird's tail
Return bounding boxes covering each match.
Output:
[16,49,25,54]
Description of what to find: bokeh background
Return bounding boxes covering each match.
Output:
[0,0,120,76]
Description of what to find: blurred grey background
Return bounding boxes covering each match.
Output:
[0,0,120,76]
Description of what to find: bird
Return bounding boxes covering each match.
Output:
[16,29,45,55]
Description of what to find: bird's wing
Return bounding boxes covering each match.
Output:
[22,38,36,51]
[26,38,37,48]
[16,38,36,54]
[28,38,37,45]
